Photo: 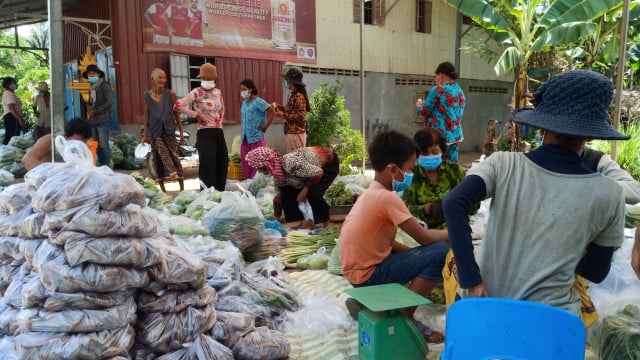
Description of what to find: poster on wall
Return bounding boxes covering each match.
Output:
[142,0,317,64]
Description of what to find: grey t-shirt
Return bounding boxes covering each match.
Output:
[469,152,625,314]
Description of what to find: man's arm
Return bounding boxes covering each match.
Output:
[22,135,52,171]
[575,243,616,283]
[597,154,640,204]
[92,82,113,116]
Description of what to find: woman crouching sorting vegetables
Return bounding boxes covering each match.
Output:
[245,146,339,230]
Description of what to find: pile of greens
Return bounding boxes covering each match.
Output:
[589,303,640,360]
[324,181,355,207]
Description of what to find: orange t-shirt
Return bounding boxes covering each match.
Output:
[339,181,413,284]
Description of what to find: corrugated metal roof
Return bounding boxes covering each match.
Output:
[0,0,81,29]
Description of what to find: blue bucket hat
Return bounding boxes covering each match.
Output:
[511,70,629,140]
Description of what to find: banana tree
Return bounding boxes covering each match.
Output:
[443,0,621,150]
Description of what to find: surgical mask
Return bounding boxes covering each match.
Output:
[240,90,250,99]
[391,166,414,192]
[201,80,216,89]
[283,81,289,90]
[12,84,18,90]
[418,154,442,170]
[39,91,45,95]
[88,76,99,84]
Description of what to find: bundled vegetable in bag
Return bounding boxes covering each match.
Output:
[203,189,264,251]
[589,301,640,360]
[155,334,234,360]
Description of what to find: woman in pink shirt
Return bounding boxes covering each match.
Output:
[175,63,228,191]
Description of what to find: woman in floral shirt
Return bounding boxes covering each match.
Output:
[274,68,311,153]
[245,146,339,229]
[176,63,228,191]
[421,62,465,162]
[402,128,467,229]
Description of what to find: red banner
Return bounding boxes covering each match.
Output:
[142,0,317,64]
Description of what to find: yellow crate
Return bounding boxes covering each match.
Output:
[227,163,244,180]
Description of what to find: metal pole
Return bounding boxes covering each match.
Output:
[360,0,366,171]
[611,0,630,162]
[49,0,65,160]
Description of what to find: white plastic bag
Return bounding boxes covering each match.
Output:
[298,201,313,221]
[55,135,93,166]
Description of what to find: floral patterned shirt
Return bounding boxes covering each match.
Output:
[422,82,465,145]
[402,161,466,229]
[275,146,334,189]
[283,92,307,135]
[176,87,224,129]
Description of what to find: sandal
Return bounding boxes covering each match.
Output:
[415,322,444,344]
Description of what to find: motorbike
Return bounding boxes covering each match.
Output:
[176,116,197,158]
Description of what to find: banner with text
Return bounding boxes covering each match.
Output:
[142,0,316,63]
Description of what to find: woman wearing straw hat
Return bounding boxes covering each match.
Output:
[175,63,228,191]
[273,68,311,153]
[442,70,629,320]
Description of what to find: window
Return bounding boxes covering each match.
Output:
[353,0,385,26]
[416,0,432,34]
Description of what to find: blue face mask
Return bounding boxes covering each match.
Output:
[13,84,18,90]
[283,81,289,91]
[88,76,99,83]
[418,154,442,170]
[392,166,414,192]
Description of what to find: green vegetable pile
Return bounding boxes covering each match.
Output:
[229,153,241,164]
[114,133,143,170]
[280,226,340,268]
[324,181,355,207]
[131,172,171,210]
[165,189,221,220]
[589,303,640,360]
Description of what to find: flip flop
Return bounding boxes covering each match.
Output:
[416,322,444,344]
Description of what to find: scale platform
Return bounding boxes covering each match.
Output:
[345,283,432,360]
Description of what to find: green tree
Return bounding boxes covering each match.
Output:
[306,79,366,175]
[444,0,620,149]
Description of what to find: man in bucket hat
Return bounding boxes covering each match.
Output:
[83,64,112,166]
[442,70,628,319]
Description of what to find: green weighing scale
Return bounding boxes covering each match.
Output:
[345,283,431,360]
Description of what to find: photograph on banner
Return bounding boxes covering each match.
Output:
[142,0,317,64]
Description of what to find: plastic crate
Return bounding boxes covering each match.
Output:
[227,163,244,180]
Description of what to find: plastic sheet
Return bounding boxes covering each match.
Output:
[16,296,136,333]
[202,190,264,251]
[43,203,160,238]
[33,241,149,293]
[14,324,135,360]
[57,231,164,267]
[282,292,356,340]
[231,326,290,360]
[137,285,217,314]
[31,165,146,212]
[155,334,234,360]
[135,304,217,354]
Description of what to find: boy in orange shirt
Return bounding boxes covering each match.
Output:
[339,130,449,344]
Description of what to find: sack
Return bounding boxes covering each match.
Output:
[55,135,93,166]
[202,189,264,251]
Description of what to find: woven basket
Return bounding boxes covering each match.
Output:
[227,163,244,180]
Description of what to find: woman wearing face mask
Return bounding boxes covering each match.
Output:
[239,79,276,180]
[402,128,467,229]
[175,63,227,191]
[273,68,311,153]
[1,76,25,145]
